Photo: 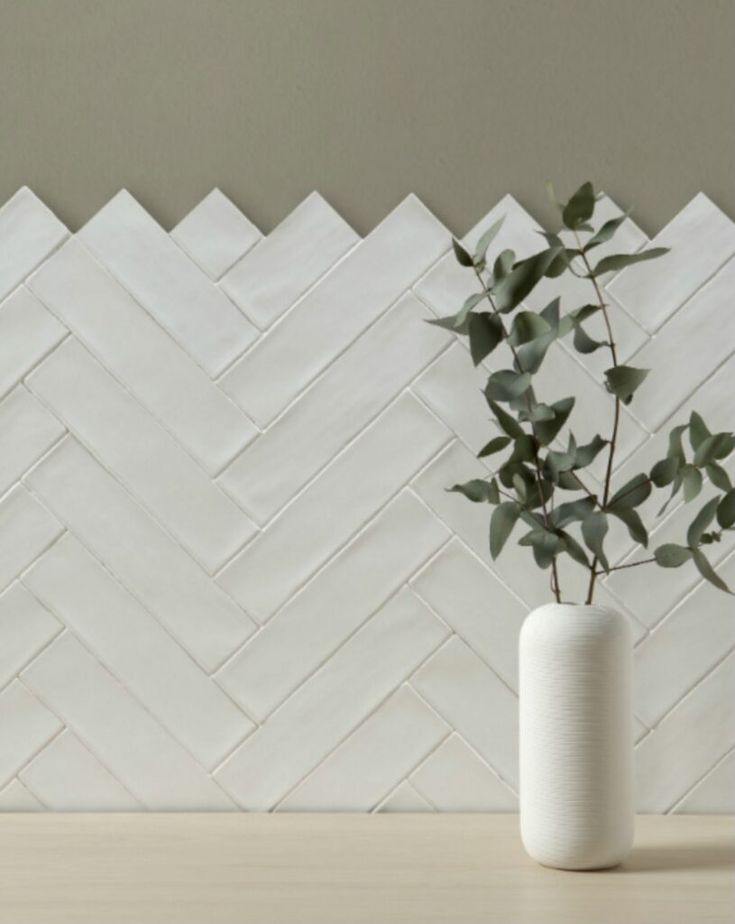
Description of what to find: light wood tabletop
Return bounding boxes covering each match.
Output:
[0,813,732,923]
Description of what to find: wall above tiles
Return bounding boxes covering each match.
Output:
[0,186,733,814]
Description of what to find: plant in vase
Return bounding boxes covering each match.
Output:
[430,181,735,870]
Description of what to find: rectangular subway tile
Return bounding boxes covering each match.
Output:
[20,730,142,811]
[220,192,359,329]
[0,485,63,593]
[218,195,449,426]
[0,286,67,399]
[218,393,450,619]
[23,535,254,769]
[21,634,235,810]
[27,338,256,574]
[28,240,257,475]
[0,386,65,497]
[79,190,258,376]
[0,188,68,302]
[279,687,448,811]
[24,438,254,672]
[215,588,449,809]
[0,681,62,787]
[217,490,450,720]
[220,293,450,522]
[171,189,261,280]
[0,582,60,689]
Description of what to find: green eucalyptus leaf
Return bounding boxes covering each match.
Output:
[691,549,731,593]
[605,365,649,404]
[581,511,610,572]
[654,543,692,568]
[688,412,711,452]
[584,214,628,251]
[559,530,590,567]
[487,400,525,439]
[694,433,735,468]
[657,472,683,517]
[490,502,520,559]
[608,473,652,509]
[485,370,533,403]
[524,529,562,569]
[545,248,579,278]
[512,473,528,503]
[493,248,562,314]
[570,304,600,323]
[687,497,720,547]
[477,435,512,459]
[707,462,732,493]
[473,216,506,265]
[489,249,515,287]
[520,403,555,423]
[426,314,470,334]
[667,424,688,464]
[452,238,474,267]
[717,489,735,529]
[573,435,607,469]
[650,456,679,487]
[682,465,703,502]
[508,311,552,346]
[609,505,648,547]
[468,313,504,365]
[573,323,606,354]
[535,396,575,446]
[448,479,498,504]
[507,434,537,465]
[552,497,596,529]
[562,181,595,230]
[591,247,669,277]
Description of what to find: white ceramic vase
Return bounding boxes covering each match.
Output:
[519,603,634,870]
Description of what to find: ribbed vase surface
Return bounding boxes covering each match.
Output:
[519,603,634,870]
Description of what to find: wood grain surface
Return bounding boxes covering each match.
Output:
[0,814,732,923]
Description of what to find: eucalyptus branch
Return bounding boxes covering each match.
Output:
[472,265,562,602]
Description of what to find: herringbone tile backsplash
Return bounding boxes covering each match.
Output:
[0,187,733,814]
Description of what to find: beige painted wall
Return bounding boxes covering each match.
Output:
[0,0,732,235]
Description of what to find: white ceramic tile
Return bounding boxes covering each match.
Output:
[635,652,735,812]
[608,193,735,332]
[28,240,257,475]
[20,731,142,811]
[624,256,735,431]
[23,535,254,769]
[0,681,62,787]
[27,339,255,574]
[221,192,359,328]
[171,189,261,280]
[412,343,496,456]
[21,634,235,810]
[412,637,519,788]
[218,195,449,426]
[0,485,63,593]
[0,582,60,689]
[79,190,258,376]
[0,778,44,811]
[0,188,68,302]
[218,394,450,619]
[376,780,433,813]
[674,750,735,814]
[411,539,526,689]
[279,687,448,811]
[0,386,65,496]
[0,286,67,399]
[221,294,450,521]
[215,589,448,809]
[24,439,254,672]
[410,734,517,811]
[217,491,449,720]
[634,553,735,727]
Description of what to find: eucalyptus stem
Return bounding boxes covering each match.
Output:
[473,265,562,603]
[577,240,621,605]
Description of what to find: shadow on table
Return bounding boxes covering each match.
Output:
[621,842,735,873]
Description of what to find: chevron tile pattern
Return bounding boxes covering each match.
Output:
[0,186,733,815]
